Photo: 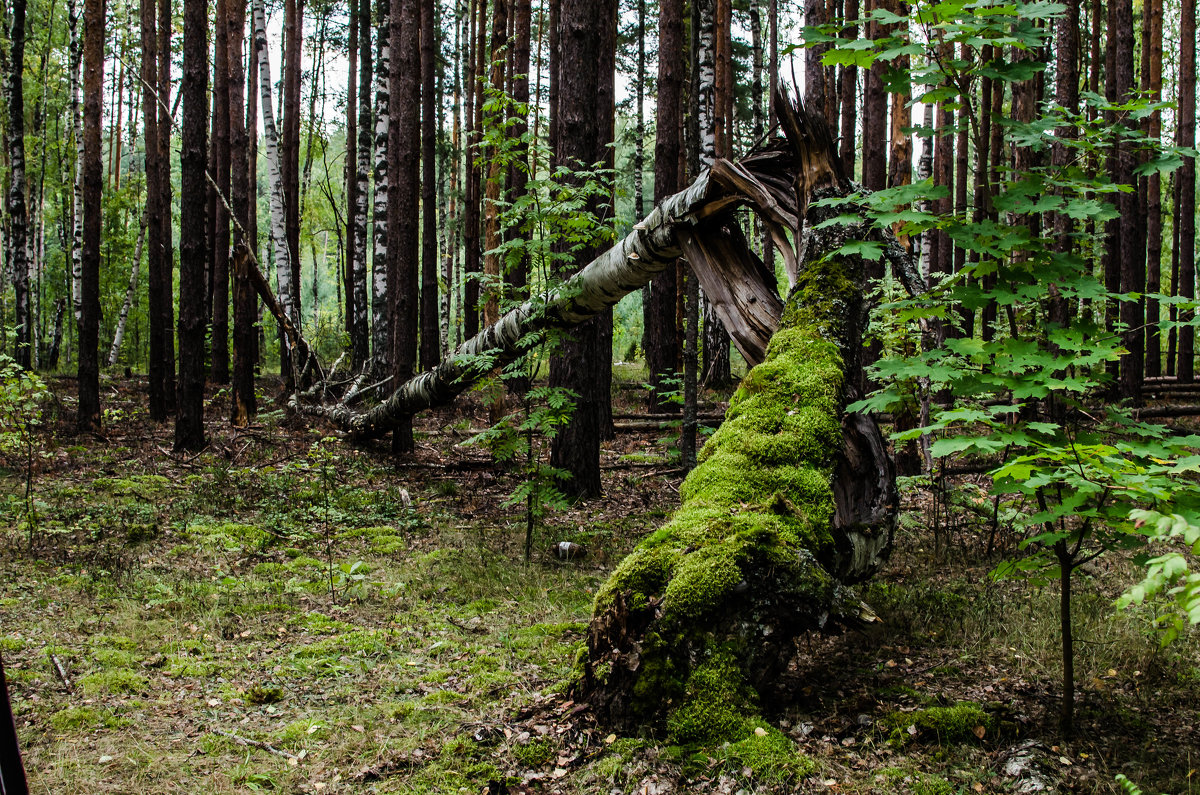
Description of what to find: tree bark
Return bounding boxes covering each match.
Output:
[1180,0,1195,383]
[7,0,31,370]
[253,0,299,379]
[78,0,103,431]
[1115,0,1143,402]
[837,0,858,176]
[282,0,303,322]
[372,0,392,366]
[644,0,683,413]
[389,0,421,453]
[211,0,232,384]
[140,0,168,416]
[420,0,439,371]
[176,0,208,450]
[351,0,372,371]
[1144,0,1163,377]
[158,0,176,411]
[482,0,509,330]
[230,0,255,425]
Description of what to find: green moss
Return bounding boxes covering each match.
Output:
[887,701,994,745]
[0,635,25,653]
[370,534,407,555]
[49,706,131,732]
[666,650,758,744]
[245,684,284,705]
[716,727,816,786]
[92,648,137,668]
[78,668,149,695]
[512,738,554,767]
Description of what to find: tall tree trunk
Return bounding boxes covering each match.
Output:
[1144,0,1163,377]
[282,0,303,318]
[8,0,31,370]
[351,0,371,370]
[229,0,255,425]
[837,0,857,176]
[176,0,209,450]
[1180,0,1196,383]
[1112,0,1143,401]
[644,0,682,413]
[108,214,147,366]
[505,0,532,302]
[253,0,299,379]
[420,0,439,371]
[372,0,392,365]
[345,0,359,357]
[78,0,103,431]
[159,0,176,410]
[482,0,508,329]
[549,0,611,498]
[463,0,487,339]
[1050,4,1079,332]
[633,0,646,218]
[70,0,84,363]
[389,0,421,453]
[140,0,168,416]
[211,0,232,384]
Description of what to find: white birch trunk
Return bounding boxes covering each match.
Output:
[107,212,148,366]
[352,13,371,366]
[370,1,391,362]
[697,0,717,166]
[252,0,298,348]
[69,0,83,329]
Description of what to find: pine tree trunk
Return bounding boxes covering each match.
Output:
[482,0,508,329]
[351,0,371,370]
[229,0,255,426]
[1144,0,1163,377]
[176,0,209,450]
[346,0,359,354]
[8,0,31,370]
[1181,0,1196,383]
[78,0,103,431]
[372,0,392,366]
[282,0,303,321]
[505,0,532,305]
[1114,0,1143,401]
[548,0,612,498]
[837,0,857,176]
[158,0,176,411]
[389,0,421,453]
[463,0,487,339]
[644,0,682,413]
[419,0,439,371]
[211,0,232,384]
[140,0,168,416]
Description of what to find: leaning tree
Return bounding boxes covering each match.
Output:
[262,93,908,737]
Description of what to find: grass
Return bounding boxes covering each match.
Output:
[1,382,1198,794]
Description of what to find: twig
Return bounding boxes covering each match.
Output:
[211,729,297,760]
[47,651,71,690]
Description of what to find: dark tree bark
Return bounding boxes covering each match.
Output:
[506,0,532,302]
[211,0,232,384]
[229,0,255,425]
[346,0,359,355]
[549,0,611,498]
[78,0,103,431]
[282,0,303,317]
[644,0,683,413]
[7,0,31,370]
[176,0,209,450]
[803,0,826,116]
[351,0,372,370]
[482,0,509,329]
[860,0,885,191]
[837,0,857,176]
[703,0,731,389]
[420,0,439,371]
[1143,0,1163,377]
[1114,0,1143,401]
[1180,0,1196,382]
[462,0,487,339]
[1050,0,1079,331]
[388,0,421,453]
[142,0,169,416]
[158,0,176,412]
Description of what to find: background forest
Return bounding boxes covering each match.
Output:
[2,0,1200,792]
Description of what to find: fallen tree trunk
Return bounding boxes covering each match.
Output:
[572,92,897,742]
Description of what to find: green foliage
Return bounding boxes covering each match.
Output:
[824,1,1199,652]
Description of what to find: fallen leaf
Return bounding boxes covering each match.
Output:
[98,755,113,764]
[351,724,365,733]
[604,733,616,744]
[1059,756,1072,766]
[973,725,986,739]
[754,727,767,737]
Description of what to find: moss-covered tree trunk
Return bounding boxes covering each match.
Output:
[575,98,898,743]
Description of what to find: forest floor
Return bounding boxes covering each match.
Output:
[1,373,1198,795]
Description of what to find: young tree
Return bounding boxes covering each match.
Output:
[176,0,209,450]
[78,0,103,431]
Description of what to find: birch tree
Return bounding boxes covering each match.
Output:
[7,0,31,370]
